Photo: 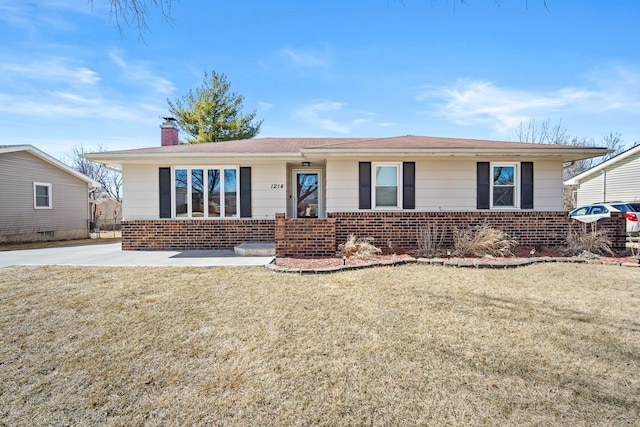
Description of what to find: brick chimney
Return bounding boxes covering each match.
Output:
[160,117,179,146]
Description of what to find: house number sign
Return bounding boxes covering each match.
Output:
[270,183,284,189]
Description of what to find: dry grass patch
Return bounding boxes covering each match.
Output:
[1,264,639,426]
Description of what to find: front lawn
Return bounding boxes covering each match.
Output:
[1,264,638,426]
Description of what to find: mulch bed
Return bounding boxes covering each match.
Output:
[272,245,639,271]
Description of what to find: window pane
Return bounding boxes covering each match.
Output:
[191,169,204,217]
[207,169,221,218]
[375,166,398,207]
[376,166,398,186]
[493,187,514,206]
[175,169,188,217]
[493,166,514,185]
[224,169,237,217]
[35,185,49,207]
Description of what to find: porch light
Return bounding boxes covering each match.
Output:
[301,161,311,167]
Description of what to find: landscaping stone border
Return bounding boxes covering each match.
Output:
[266,256,640,274]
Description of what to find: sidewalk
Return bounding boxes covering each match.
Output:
[0,242,274,268]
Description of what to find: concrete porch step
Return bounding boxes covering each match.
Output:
[234,242,276,256]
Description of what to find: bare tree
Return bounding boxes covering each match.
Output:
[514,118,568,144]
[90,0,174,35]
[65,144,122,202]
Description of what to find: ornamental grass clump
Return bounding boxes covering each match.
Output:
[452,222,517,257]
[338,234,382,259]
[414,223,447,257]
[563,222,613,256]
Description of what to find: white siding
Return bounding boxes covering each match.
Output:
[602,153,640,202]
[326,157,564,212]
[574,152,640,206]
[534,160,564,211]
[0,151,90,241]
[251,163,287,218]
[576,174,605,206]
[121,164,159,219]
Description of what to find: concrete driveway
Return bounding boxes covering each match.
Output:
[0,242,274,268]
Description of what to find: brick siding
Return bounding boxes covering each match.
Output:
[328,211,626,256]
[275,213,336,258]
[121,212,626,257]
[121,219,275,250]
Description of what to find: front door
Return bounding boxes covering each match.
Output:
[294,171,320,218]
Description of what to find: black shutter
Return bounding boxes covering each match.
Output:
[359,162,372,209]
[477,162,490,210]
[240,167,252,218]
[159,167,171,218]
[403,162,415,209]
[521,162,534,209]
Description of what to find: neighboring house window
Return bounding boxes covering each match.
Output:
[373,163,402,208]
[173,167,239,218]
[491,164,517,208]
[33,182,52,209]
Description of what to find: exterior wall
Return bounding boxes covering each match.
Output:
[272,211,625,258]
[121,219,275,250]
[575,152,640,206]
[275,213,336,257]
[121,164,159,220]
[326,158,564,212]
[121,212,626,255]
[252,163,288,218]
[122,163,287,220]
[0,151,90,243]
[330,211,626,252]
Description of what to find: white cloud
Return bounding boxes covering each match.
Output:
[279,46,331,68]
[0,58,100,85]
[0,91,163,121]
[294,101,349,132]
[420,69,640,134]
[292,101,386,133]
[109,51,175,94]
[257,101,273,112]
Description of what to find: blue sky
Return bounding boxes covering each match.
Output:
[2,1,640,160]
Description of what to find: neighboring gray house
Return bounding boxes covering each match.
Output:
[0,145,100,243]
[565,144,640,206]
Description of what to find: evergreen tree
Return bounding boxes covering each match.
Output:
[167,71,262,144]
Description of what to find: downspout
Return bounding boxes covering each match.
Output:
[602,170,607,202]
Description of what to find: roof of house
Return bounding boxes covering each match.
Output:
[0,145,101,187]
[564,144,640,185]
[83,135,609,166]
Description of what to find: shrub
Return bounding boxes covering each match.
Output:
[338,234,382,259]
[563,222,613,256]
[452,222,517,257]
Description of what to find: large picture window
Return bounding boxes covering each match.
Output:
[174,167,238,218]
[33,182,52,209]
[491,164,517,208]
[373,163,401,208]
